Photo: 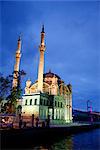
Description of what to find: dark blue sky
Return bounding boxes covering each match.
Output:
[0,1,100,111]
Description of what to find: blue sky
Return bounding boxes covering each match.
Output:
[0,1,100,111]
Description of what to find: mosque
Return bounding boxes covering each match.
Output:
[13,26,72,123]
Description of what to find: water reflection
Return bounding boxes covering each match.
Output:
[33,135,73,150]
[32,129,100,150]
[51,136,73,150]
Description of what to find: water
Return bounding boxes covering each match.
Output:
[32,129,100,150]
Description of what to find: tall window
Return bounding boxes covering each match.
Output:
[25,99,27,105]
[58,102,59,107]
[34,99,37,105]
[30,99,32,105]
[55,101,57,107]
[61,102,62,108]
[44,100,45,106]
[40,99,42,105]
[44,100,47,106]
[47,100,50,106]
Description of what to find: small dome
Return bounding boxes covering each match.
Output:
[43,70,61,79]
[67,83,72,92]
[26,79,31,87]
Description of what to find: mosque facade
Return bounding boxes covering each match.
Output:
[13,26,72,124]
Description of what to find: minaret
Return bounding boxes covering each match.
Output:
[12,36,21,88]
[37,25,46,92]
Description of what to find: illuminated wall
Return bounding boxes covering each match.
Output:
[22,92,49,120]
[22,93,40,116]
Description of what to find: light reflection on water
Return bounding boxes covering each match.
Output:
[50,136,73,150]
[32,136,73,150]
[32,129,100,150]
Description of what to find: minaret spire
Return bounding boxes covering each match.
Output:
[12,36,21,88]
[42,24,44,33]
[17,35,21,50]
[40,24,45,46]
[37,25,46,92]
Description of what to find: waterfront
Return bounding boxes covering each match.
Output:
[32,129,100,150]
[1,127,100,150]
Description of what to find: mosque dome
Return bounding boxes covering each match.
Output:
[43,70,61,79]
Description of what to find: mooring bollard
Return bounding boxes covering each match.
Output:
[42,121,45,128]
[32,114,34,127]
[46,115,50,127]
[35,117,39,127]
[19,114,21,120]
[23,121,26,128]
[19,119,22,129]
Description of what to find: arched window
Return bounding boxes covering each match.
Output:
[25,99,27,105]
[34,99,37,105]
[30,99,32,105]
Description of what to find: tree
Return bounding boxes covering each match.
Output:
[0,70,26,113]
[0,73,12,102]
[7,70,26,113]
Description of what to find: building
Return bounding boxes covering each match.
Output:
[13,25,72,124]
[22,72,72,123]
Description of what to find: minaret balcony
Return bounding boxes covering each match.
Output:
[39,45,46,52]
